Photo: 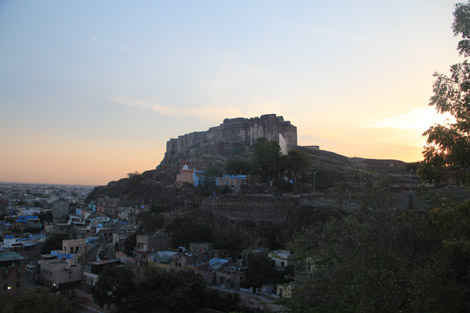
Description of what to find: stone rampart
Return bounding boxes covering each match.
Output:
[200,195,300,224]
[165,114,297,158]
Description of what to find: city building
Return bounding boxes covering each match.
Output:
[0,252,25,295]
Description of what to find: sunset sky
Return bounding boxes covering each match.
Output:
[0,0,463,185]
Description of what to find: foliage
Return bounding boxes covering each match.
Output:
[38,211,53,224]
[205,165,224,189]
[225,158,254,175]
[123,232,137,254]
[127,171,140,178]
[149,203,171,214]
[213,237,243,252]
[168,218,211,248]
[41,233,71,254]
[430,200,470,284]
[137,211,164,233]
[205,165,224,178]
[417,162,445,185]
[133,267,205,312]
[253,138,282,181]
[0,287,79,313]
[92,265,136,312]
[284,149,311,181]
[285,203,470,313]
[126,171,144,188]
[243,254,292,289]
[422,1,470,182]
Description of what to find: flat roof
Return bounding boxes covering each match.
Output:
[0,252,24,262]
[88,259,120,266]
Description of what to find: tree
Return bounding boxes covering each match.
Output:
[168,218,211,248]
[243,254,290,289]
[123,232,137,254]
[285,150,311,181]
[41,233,71,254]
[38,211,53,225]
[205,165,224,189]
[225,158,254,175]
[422,2,470,181]
[92,265,136,313]
[0,287,79,313]
[285,204,469,313]
[137,211,164,233]
[253,138,282,181]
[126,171,144,189]
[134,267,205,312]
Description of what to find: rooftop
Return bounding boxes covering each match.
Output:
[0,252,24,263]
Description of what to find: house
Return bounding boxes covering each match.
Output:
[175,165,205,187]
[13,215,41,231]
[268,250,296,270]
[83,259,120,287]
[117,207,136,225]
[0,234,45,264]
[148,250,178,271]
[0,252,25,295]
[189,242,213,254]
[96,197,119,216]
[216,174,247,190]
[208,249,229,259]
[38,239,86,290]
[198,258,246,289]
[170,253,201,273]
[277,282,293,298]
[39,257,81,290]
[62,238,86,255]
[17,207,41,216]
[112,228,133,252]
[95,227,113,242]
[51,199,69,221]
[135,233,172,265]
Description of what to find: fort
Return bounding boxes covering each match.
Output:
[165,114,297,158]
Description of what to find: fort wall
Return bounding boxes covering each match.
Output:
[165,114,297,158]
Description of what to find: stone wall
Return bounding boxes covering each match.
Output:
[165,114,297,158]
[200,195,300,224]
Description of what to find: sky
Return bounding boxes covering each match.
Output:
[0,0,464,186]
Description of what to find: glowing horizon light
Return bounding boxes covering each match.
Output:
[367,108,455,131]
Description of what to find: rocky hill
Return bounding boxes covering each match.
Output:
[163,114,297,162]
[86,114,424,248]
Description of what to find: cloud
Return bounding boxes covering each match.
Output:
[89,36,109,47]
[366,107,454,131]
[89,36,127,51]
[111,95,281,122]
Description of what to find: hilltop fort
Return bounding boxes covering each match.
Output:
[164,114,297,160]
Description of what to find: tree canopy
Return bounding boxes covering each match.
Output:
[168,218,211,248]
[0,287,79,313]
[134,267,205,312]
[285,203,470,313]
[92,265,136,312]
[422,1,470,182]
[41,233,71,254]
[243,254,292,289]
[253,138,283,181]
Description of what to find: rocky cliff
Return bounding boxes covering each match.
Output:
[164,114,297,161]
[86,113,429,249]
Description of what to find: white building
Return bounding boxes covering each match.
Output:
[268,250,296,269]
